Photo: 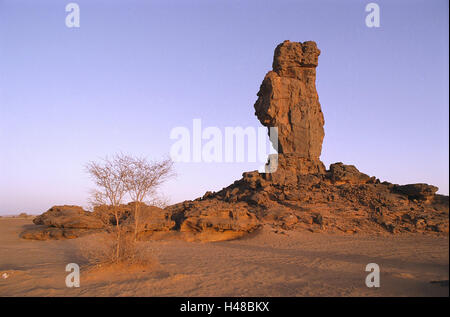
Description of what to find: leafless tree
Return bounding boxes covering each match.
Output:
[85,156,128,262]
[117,155,174,240]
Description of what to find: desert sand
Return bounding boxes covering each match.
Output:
[0,218,448,297]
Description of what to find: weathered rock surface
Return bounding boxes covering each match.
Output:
[328,162,373,185]
[136,205,175,232]
[118,203,176,236]
[254,40,325,176]
[178,167,448,235]
[20,226,97,240]
[21,205,104,240]
[33,205,104,229]
[170,200,259,234]
[393,183,439,201]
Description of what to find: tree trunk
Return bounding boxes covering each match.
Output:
[114,210,120,263]
[134,203,139,242]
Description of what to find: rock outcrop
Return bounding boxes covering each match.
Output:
[393,184,439,201]
[33,205,104,229]
[161,40,447,237]
[328,162,373,185]
[21,205,104,240]
[171,200,259,234]
[254,40,326,177]
[21,40,449,241]
[21,203,176,240]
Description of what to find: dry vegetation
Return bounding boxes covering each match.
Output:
[78,232,157,272]
[84,154,174,266]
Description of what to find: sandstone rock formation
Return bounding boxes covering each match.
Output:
[171,200,259,234]
[21,203,175,240]
[92,202,176,234]
[33,205,104,229]
[393,183,439,201]
[162,40,447,237]
[328,162,373,185]
[254,40,326,177]
[21,40,449,241]
[21,205,104,240]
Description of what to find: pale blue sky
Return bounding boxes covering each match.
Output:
[0,0,448,214]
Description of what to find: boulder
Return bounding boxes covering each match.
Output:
[132,204,175,232]
[176,201,259,234]
[93,203,175,232]
[21,205,104,240]
[394,183,439,201]
[33,205,104,229]
[261,207,299,229]
[328,162,371,184]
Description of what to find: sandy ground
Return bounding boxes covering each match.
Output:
[0,218,448,297]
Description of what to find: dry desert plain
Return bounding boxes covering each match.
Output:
[0,217,448,297]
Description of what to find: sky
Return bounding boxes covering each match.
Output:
[0,0,448,215]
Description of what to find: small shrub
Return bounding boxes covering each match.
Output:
[78,232,155,266]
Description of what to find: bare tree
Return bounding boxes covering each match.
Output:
[85,156,128,262]
[117,155,174,240]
